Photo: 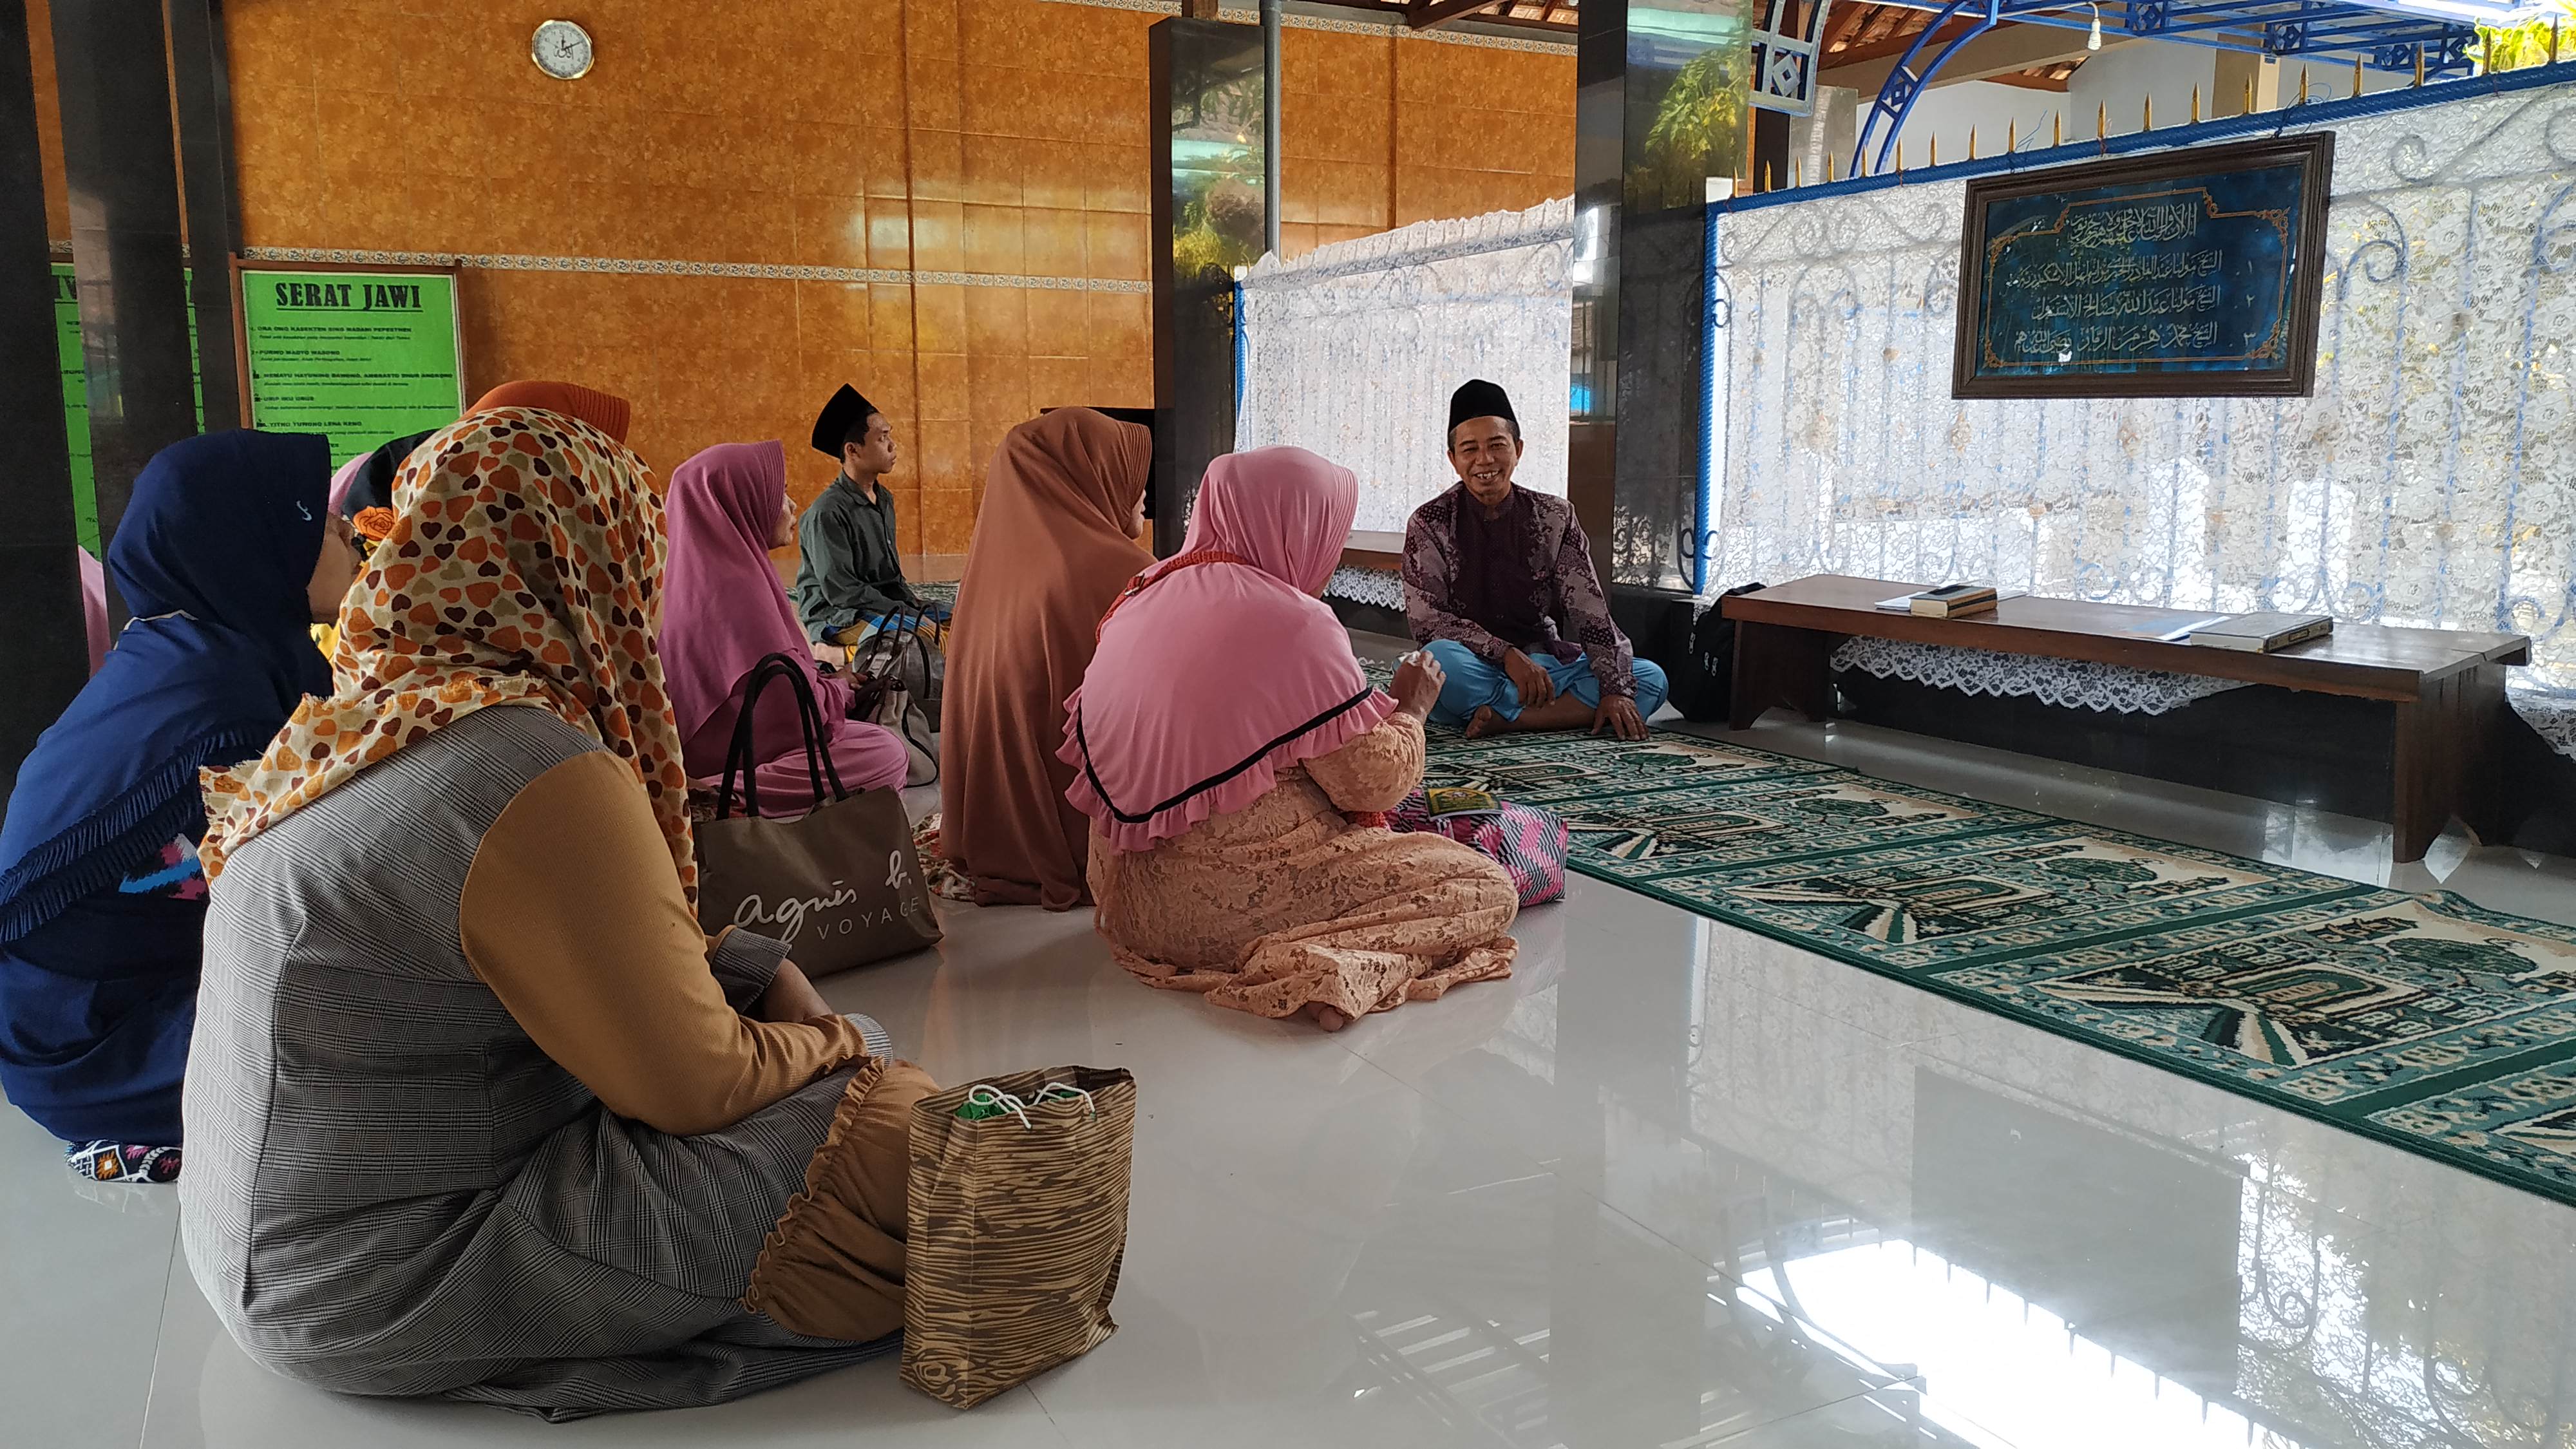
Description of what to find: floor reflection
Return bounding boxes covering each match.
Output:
[17,688,2576,1449]
[1602,911,2576,1448]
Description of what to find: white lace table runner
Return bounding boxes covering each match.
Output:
[1327,567,1405,610]
[1832,637,2249,716]
[2514,688,2576,761]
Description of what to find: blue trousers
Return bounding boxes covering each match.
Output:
[1422,639,1669,726]
[830,603,951,648]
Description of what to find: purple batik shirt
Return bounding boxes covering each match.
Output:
[1400,484,1638,700]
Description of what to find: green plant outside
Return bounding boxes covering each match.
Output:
[1634,48,1750,212]
[2477,3,2575,70]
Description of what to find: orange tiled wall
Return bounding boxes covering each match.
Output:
[1280,24,1575,259]
[24,0,1574,553]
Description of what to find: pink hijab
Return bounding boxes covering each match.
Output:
[77,546,109,675]
[1062,446,1396,852]
[326,451,368,518]
[658,440,821,752]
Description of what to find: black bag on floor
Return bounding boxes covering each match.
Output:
[1665,583,1765,723]
[846,608,941,785]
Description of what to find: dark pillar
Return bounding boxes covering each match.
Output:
[169,0,243,430]
[53,0,198,580]
[0,0,94,795]
[1148,17,1267,556]
[1752,107,1791,192]
[1569,0,1752,593]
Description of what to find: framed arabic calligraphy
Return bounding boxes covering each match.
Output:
[1953,134,2333,399]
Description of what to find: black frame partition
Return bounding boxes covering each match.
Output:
[0,0,91,797]
[1148,17,1267,558]
[1571,0,1755,595]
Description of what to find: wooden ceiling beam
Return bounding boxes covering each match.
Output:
[1408,0,1502,30]
[1853,5,1915,48]
[1838,12,1974,66]
[1984,66,2074,90]
[1822,3,1874,54]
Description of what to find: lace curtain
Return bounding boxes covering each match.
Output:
[1707,81,2576,723]
[1237,197,1575,536]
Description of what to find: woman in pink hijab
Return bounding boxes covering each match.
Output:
[77,546,109,674]
[660,441,907,813]
[1064,446,1517,1030]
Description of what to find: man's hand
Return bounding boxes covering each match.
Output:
[1388,650,1448,720]
[1593,696,1648,742]
[757,961,833,1023]
[1501,648,1556,708]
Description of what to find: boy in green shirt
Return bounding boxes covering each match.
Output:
[793,384,950,645]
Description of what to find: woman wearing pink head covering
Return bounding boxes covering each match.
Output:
[660,441,908,812]
[77,546,109,675]
[1063,446,1517,1031]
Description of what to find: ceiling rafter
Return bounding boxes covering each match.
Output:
[1984,62,2079,88]
[1821,5,1875,55]
[1349,0,1577,33]
[1406,0,1506,28]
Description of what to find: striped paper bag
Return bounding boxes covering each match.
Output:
[900,1066,1137,1408]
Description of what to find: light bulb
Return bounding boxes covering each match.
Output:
[2087,5,2103,49]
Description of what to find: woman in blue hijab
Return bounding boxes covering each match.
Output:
[0,430,359,1180]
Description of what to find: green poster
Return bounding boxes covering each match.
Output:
[238,269,463,471]
[53,263,205,554]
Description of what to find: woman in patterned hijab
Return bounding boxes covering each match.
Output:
[203,405,691,887]
[183,403,938,1417]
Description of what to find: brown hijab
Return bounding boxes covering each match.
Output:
[940,408,1151,909]
[471,380,633,444]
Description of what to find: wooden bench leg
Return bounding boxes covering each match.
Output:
[2391,663,2509,865]
[1729,621,1835,730]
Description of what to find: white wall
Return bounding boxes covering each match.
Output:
[1871,39,2218,166]
[2068,35,2218,134]
[1884,38,2425,164]
[2276,53,2421,100]
[1896,79,2074,163]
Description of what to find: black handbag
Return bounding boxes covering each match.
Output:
[846,607,941,784]
[1667,583,1766,723]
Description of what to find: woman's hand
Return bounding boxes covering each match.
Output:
[757,961,833,1023]
[1389,650,1447,720]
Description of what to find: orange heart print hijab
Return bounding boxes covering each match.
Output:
[201,407,697,898]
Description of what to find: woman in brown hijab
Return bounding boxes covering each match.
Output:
[940,408,1151,909]
[470,379,633,443]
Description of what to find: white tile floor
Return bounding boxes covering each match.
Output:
[7,709,2575,1448]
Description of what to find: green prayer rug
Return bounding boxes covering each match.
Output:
[1406,717,2576,1206]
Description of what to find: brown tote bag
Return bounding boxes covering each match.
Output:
[901,1065,1138,1409]
[693,654,942,978]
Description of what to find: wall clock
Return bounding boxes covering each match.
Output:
[531,19,594,80]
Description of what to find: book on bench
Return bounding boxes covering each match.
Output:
[1904,583,1999,618]
[2186,612,2334,652]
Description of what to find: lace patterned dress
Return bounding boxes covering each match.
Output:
[1086,715,1517,1021]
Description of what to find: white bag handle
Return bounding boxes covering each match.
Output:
[961,1080,1097,1130]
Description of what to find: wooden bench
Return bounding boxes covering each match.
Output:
[1723,574,2532,864]
[1341,529,1405,573]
